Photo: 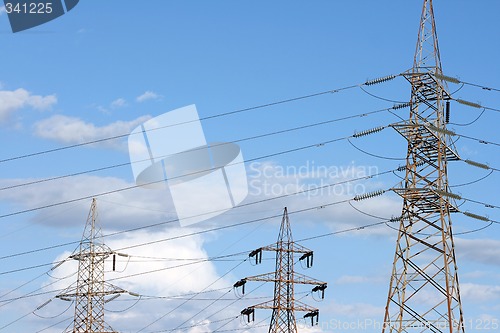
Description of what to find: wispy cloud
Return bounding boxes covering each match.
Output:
[0,6,6,16]
[96,97,128,114]
[456,238,500,266]
[0,174,172,229]
[0,88,57,122]
[33,114,151,149]
[323,299,384,320]
[0,173,248,332]
[461,283,500,303]
[136,91,161,103]
[244,161,401,236]
[110,98,127,108]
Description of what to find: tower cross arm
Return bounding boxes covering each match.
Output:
[260,241,312,254]
[293,272,327,286]
[245,299,318,313]
[243,271,326,286]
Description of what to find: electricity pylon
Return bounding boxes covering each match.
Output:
[235,207,327,333]
[383,1,465,332]
[57,198,126,333]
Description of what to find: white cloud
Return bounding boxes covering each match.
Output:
[110,98,127,109]
[136,91,161,103]
[461,283,500,303]
[96,98,128,114]
[0,157,402,236]
[461,270,489,280]
[324,299,384,320]
[244,161,402,236]
[0,6,6,16]
[96,105,109,114]
[33,114,151,149]
[48,228,223,296]
[456,238,500,266]
[0,88,57,122]
[0,173,253,331]
[0,174,172,229]
[35,227,237,333]
[27,94,57,109]
[2,167,497,332]
[108,230,223,294]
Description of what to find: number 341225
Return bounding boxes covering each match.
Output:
[5,2,54,14]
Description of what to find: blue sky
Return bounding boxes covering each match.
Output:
[0,1,499,332]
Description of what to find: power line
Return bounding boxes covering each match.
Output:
[0,134,351,220]
[347,137,405,161]
[152,282,270,333]
[131,187,397,333]
[18,112,500,225]
[0,82,366,164]
[434,73,500,93]
[2,155,497,275]
[135,259,248,333]
[1,64,497,332]
[461,158,500,172]
[4,174,500,308]
[461,80,500,92]
[349,199,497,235]
[0,195,383,307]
[457,132,500,147]
[358,85,407,104]
[454,97,500,113]
[450,169,493,188]
[1,264,244,333]
[4,195,495,311]
[0,165,395,262]
[4,155,499,276]
[34,316,72,333]
[167,289,234,333]
[154,316,238,333]
[136,287,230,299]
[2,118,413,221]
[1,99,494,226]
[0,252,250,276]
[0,104,399,193]
[0,260,66,276]
[0,274,75,306]
[420,123,500,147]
[109,198,354,257]
[449,108,486,127]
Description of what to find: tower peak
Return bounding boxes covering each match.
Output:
[413,0,443,73]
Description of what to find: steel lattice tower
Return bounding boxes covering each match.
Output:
[57,198,125,333]
[236,208,327,333]
[382,1,465,332]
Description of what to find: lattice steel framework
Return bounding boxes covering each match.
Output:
[57,198,124,333]
[382,1,465,332]
[236,208,327,333]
